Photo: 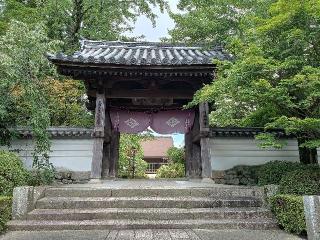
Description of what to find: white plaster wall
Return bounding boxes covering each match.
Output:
[1,139,93,171]
[209,137,300,171]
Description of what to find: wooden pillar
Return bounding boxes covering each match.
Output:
[90,91,106,179]
[185,131,192,178]
[199,102,212,179]
[101,110,111,178]
[192,142,202,177]
[186,109,202,178]
[109,130,120,178]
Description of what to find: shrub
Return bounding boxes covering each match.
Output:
[156,163,185,178]
[224,165,261,185]
[0,196,12,233]
[27,165,56,186]
[118,134,148,178]
[0,151,28,196]
[167,147,185,164]
[279,168,320,195]
[257,161,302,186]
[269,194,306,235]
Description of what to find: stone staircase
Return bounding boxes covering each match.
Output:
[8,185,278,231]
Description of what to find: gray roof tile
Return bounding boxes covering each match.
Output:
[48,40,230,66]
[15,127,93,138]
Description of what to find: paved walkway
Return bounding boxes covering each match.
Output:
[0,229,305,240]
[60,179,255,189]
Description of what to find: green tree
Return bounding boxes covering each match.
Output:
[172,0,320,163]
[118,133,153,178]
[166,147,185,164]
[0,21,60,166]
[0,0,42,34]
[43,79,93,127]
[169,0,273,46]
[156,146,185,179]
[0,0,168,131]
[0,0,167,50]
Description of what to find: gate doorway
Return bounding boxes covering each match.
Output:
[48,41,229,180]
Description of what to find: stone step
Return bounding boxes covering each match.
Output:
[8,219,278,231]
[27,207,273,221]
[36,197,262,209]
[45,187,263,198]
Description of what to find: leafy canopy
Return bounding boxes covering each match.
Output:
[118,133,153,179]
[0,0,167,50]
[172,0,320,149]
[0,0,167,166]
[0,21,59,163]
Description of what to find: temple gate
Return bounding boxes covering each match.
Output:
[48,41,229,180]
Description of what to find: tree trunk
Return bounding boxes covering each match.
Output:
[298,138,318,164]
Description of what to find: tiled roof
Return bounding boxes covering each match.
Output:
[47,40,230,66]
[209,127,294,138]
[141,137,174,158]
[16,127,93,138]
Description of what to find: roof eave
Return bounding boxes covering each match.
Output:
[48,57,217,70]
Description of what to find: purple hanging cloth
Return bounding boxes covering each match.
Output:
[110,110,151,134]
[151,110,195,134]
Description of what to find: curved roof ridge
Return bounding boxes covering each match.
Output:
[48,39,231,66]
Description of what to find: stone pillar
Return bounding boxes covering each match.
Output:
[91,91,106,179]
[199,102,212,179]
[303,196,320,240]
[12,186,46,220]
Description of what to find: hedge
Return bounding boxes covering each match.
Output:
[0,151,29,196]
[0,196,12,233]
[257,161,302,186]
[279,168,320,195]
[156,163,185,178]
[269,195,306,235]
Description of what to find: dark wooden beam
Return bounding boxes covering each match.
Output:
[109,130,120,178]
[106,89,194,99]
[192,134,200,143]
[199,102,210,134]
[91,91,106,179]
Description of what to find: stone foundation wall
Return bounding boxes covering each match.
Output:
[212,165,260,185]
[54,171,90,184]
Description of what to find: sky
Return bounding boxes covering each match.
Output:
[128,0,185,147]
[127,0,180,42]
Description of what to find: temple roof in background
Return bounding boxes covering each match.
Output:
[141,137,174,158]
[47,40,230,66]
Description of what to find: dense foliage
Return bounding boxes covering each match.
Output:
[156,146,185,178]
[257,161,302,186]
[118,134,151,179]
[0,151,28,196]
[0,196,12,233]
[279,168,320,195]
[169,0,272,46]
[269,195,306,235]
[0,21,58,159]
[156,163,185,179]
[44,79,93,127]
[166,147,185,164]
[171,0,320,163]
[0,0,167,50]
[219,165,260,185]
[0,0,167,167]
